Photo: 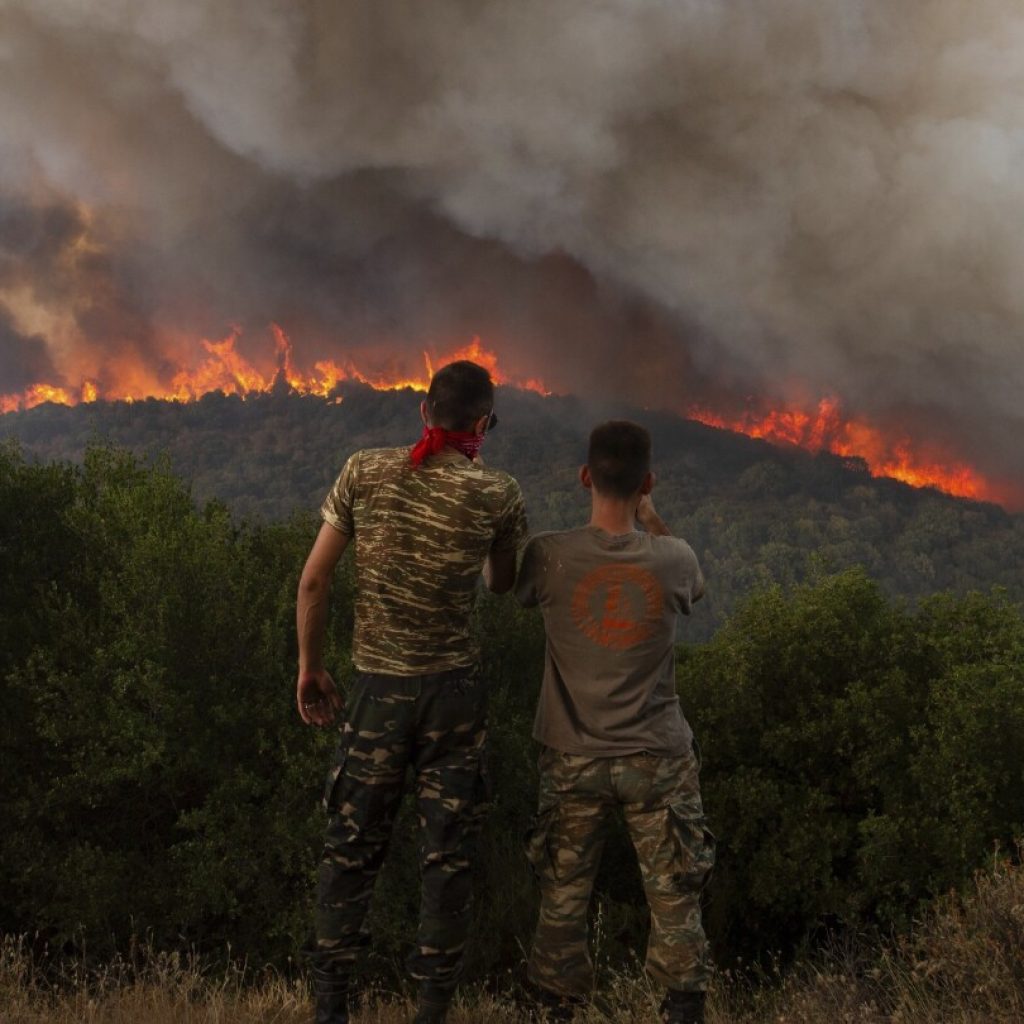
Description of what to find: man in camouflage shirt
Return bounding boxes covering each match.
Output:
[296,360,527,1024]
[516,421,714,1024]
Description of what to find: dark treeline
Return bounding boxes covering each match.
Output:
[2,443,1024,987]
[4,387,1024,641]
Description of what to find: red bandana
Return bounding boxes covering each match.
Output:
[409,426,485,467]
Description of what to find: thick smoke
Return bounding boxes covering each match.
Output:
[0,307,58,389]
[1,1,1023,481]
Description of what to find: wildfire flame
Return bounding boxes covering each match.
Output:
[0,326,551,414]
[688,397,992,502]
[0,324,1012,506]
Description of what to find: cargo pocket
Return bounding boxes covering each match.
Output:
[668,806,716,893]
[321,736,350,814]
[457,747,492,838]
[524,807,558,884]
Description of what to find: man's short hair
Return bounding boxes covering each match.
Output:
[427,360,495,431]
[587,420,652,499]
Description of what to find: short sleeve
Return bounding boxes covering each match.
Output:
[514,536,542,608]
[491,479,528,553]
[672,539,705,615]
[320,453,358,535]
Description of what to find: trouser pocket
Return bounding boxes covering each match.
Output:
[667,806,716,893]
[524,806,558,883]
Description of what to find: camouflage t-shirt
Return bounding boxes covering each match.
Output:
[321,445,528,676]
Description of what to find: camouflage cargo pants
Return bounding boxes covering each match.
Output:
[314,665,489,993]
[526,745,715,998]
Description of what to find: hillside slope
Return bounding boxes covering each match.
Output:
[4,385,1023,638]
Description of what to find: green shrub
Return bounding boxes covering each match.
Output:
[681,569,1024,961]
[3,444,1024,984]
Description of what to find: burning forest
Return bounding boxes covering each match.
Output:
[0,322,1012,507]
[0,328,549,413]
[3,2,1024,509]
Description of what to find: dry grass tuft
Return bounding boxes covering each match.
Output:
[0,939,308,1024]
[5,855,1024,1023]
[720,850,1024,1024]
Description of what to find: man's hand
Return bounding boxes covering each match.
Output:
[636,493,657,526]
[636,494,672,537]
[297,668,344,727]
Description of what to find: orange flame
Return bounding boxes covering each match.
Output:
[0,325,1008,505]
[0,325,551,413]
[1,383,74,413]
[688,397,991,501]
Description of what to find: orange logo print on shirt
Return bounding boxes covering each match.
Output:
[570,564,663,649]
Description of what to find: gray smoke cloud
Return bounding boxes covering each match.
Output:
[0,306,59,390]
[1,0,1023,486]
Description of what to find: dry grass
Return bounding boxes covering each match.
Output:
[5,856,1024,1024]
[720,851,1024,1024]
[0,939,672,1024]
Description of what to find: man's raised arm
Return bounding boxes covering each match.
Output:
[483,546,517,594]
[636,493,672,537]
[484,477,528,594]
[636,492,705,604]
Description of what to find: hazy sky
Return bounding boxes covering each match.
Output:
[2,1,1024,481]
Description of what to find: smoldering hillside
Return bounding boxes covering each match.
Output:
[2,2,1024,481]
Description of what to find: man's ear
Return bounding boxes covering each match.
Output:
[639,470,655,495]
[580,465,593,490]
[420,399,430,426]
[472,413,489,436]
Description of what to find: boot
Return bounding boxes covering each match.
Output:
[411,983,452,1023]
[310,964,350,1024]
[411,1004,448,1024]
[660,989,706,1024]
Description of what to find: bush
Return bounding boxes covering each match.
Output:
[681,569,1024,962]
[3,445,1024,983]
[0,444,344,962]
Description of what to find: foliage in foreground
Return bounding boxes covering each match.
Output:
[4,856,1024,1023]
[682,571,1024,959]
[2,442,1024,982]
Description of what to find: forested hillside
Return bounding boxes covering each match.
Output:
[4,386,1024,639]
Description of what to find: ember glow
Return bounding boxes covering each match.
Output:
[0,327,551,413]
[0,324,1012,506]
[688,398,994,502]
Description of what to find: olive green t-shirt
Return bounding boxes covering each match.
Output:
[515,526,704,756]
[321,446,527,675]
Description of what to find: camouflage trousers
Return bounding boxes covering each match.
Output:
[525,745,715,998]
[314,665,489,993]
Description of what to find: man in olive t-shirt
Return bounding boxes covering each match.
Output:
[295,361,527,1024]
[515,421,714,1024]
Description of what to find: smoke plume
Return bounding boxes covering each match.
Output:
[1,1,1023,481]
